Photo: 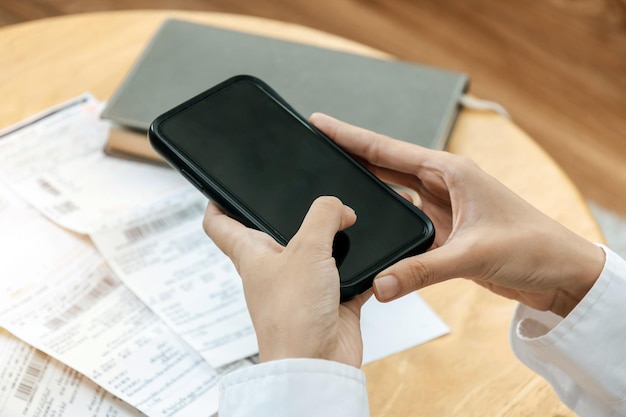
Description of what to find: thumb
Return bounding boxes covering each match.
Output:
[373,244,468,302]
[288,196,357,254]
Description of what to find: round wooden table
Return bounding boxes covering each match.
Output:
[0,10,604,417]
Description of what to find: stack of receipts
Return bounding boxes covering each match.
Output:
[0,94,449,417]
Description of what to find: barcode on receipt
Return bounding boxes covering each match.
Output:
[123,202,205,242]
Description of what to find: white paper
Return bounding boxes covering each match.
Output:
[0,94,106,183]
[0,94,190,234]
[0,184,222,417]
[361,293,450,364]
[90,191,257,368]
[0,95,451,414]
[0,330,143,417]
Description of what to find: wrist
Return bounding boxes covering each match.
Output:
[256,332,336,363]
[549,241,605,317]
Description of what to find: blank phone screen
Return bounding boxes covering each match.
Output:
[158,79,432,284]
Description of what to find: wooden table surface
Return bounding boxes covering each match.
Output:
[0,10,605,417]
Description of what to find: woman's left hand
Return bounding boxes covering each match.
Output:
[203,196,371,367]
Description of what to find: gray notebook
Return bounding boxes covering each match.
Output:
[101,18,469,151]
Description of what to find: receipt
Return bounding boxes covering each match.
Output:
[0,94,190,234]
[90,191,257,368]
[0,184,223,417]
[0,330,143,417]
[0,95,450,408]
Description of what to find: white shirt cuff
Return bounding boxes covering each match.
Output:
[219,358,369,417]
[510,244,626,415]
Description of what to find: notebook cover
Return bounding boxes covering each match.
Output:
[101,18,469,151]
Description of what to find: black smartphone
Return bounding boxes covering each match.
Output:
[149,75,434,300]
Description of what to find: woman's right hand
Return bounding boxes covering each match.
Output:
[310,113,605,317]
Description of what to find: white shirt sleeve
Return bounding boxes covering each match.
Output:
[510,245,626,416]
[218,358,369,417]
[219,245,626,417]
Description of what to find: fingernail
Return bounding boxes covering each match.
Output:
[373,275,399,300]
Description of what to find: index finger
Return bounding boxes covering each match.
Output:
[202,202,267,264]
[310,112,438,175]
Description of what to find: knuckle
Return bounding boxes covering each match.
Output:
[313,195,343,211]
[288,232,327,254]
[362,134,388,166]
[235,234,277,269]
[447,154,480,174]
[455,154,480,170]
[438,153,481,187]
[406,259,436,289]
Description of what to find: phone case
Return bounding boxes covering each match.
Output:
[149,75,435,300]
